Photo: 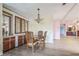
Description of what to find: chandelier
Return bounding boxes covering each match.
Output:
[35,8,42,23]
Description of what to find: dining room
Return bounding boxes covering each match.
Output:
[1,3,79,56]
[0,3,51,55]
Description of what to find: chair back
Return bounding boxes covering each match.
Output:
[44,31,47,40]
[26,31,34,43]
[29,32,34,43]
[38,31,43,39]
[26,31,30,44]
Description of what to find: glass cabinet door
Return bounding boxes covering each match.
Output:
[3,15,10,37]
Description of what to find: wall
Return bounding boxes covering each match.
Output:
[29,18,53,43]
[53,20,60,40]
[0,3,3,55]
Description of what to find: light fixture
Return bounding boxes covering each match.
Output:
[35,8,42,23]
[62,3,66,5]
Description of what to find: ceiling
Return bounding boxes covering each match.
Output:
[3,3,79,21]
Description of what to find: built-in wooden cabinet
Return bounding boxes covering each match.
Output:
[2,8,28,53]
[24,35,26,44]
[66,32,76,36]
[3,36,15,52]
[10,37,15,49]
[3,34,26,52]
[3,38,10,52]
[18,35,23,46]
[66,32,73,36]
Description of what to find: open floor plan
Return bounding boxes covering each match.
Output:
[0,3,79,56]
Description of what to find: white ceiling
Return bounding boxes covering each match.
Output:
[3,3,79,21]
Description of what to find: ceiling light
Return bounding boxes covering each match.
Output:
[62,3,66,5]
[35,8,43,23]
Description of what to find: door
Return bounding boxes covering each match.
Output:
[60,24,66,38]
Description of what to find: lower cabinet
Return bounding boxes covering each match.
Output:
[24,35,26,44]
[3,36,15,52]
[66,32,73,36]
[3,34,26,52]
[3,38,10,52]
[18,35,23,46]
[10,37,15,49]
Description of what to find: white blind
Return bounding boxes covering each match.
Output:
[16,17,20,33]
[22,20,25,32]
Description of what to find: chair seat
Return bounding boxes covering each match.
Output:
[38,41,44,44]
[41,38,44,40]
[28,41,39,46]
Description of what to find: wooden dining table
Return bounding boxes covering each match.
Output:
[33,35,45,49]
[33,35,39,43]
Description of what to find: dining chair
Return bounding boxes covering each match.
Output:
[38,31,47,49]
[26,31,38,53]
[43,31,47,48]
[38,31,44,49]
[38,31,43,39]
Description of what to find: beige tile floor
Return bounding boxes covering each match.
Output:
[2,44,79,56]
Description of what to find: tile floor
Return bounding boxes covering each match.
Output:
[2,45,79,56]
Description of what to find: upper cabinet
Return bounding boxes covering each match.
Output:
[2,11,13,37]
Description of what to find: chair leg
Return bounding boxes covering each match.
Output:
[26,44,29,48]
[39,43,43,49]
[43,41,45,48]
[39,41,45,49]
[32,45,34,54]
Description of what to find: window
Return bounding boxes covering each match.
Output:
[15,16,26,33]
[15,16,21,33]
[2,11,13,37]
[21,19,25,32]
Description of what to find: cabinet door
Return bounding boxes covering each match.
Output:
[11,37,15,49]
[3,38,9,52]
[24,35,26,44]
[66,32,72,36]
[18,35,23,46]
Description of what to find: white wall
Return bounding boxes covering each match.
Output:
[29,18,53,43]
[0,3,3,55]
[53,20,60,40]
